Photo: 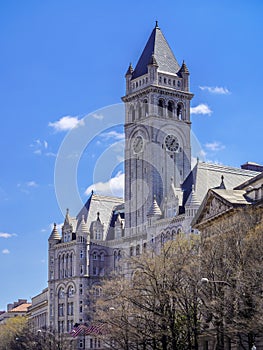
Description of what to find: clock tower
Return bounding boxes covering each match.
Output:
[122,22,193,237]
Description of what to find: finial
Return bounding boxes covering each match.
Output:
[66,208,69,214]
[155,20,159,28]
[54,223,56,227]
[171,176,174,183]
[197,157,199,164]
[97,212,100,221]
[219,175,226,189]
[91,189,94,195]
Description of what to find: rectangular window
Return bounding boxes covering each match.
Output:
[79,339,84,349]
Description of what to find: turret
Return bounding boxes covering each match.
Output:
[125,63,133,94]
[178,60,190,91]
[48,223,61,244]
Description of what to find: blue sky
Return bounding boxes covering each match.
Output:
[0,0,262,310]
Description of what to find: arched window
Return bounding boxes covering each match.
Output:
[114,251,118,269]
[136,245,140,256]
[158,99,165,117]
[138,103,142,119]
[58,287,64,299]
[93,252,97,260]
[130,246,134,257]
[130,106,135,122]
[68,286,74,297]
[177,103,184,120]
[69,253,73,277]
[58,255,61,278]
[143,99,148,116]
[168,101,175,118]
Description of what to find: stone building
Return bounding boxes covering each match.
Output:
[0,299,31,324]
[192,172,263,350]
[27,288,48,331]
[28,23,261,349]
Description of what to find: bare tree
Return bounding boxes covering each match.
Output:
[200,207,263,349]
[96,234,202,350]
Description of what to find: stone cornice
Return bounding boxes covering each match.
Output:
[122,85,194,102]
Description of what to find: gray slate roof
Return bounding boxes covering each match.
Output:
[132,23,180,79]
[212,189,249,205]
[77,193,123,240]
[182,162,259,207]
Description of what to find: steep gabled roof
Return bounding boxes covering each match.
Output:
[182,162,259,207]
[77,193,123,240]
[132,22,180,79]
[191,188,250,228]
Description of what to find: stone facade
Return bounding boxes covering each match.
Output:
[27,23,262,350]
[193,173,263,350]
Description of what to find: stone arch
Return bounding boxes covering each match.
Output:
[176,102,185,120]
[158,98,165,117]
[167,100,175,118]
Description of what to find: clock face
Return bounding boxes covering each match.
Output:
[165,134,179,152]
[133,135,144,153]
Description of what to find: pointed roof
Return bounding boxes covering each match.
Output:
[77,192,123,240]
[185,185,201,207]
[64,208,70,224]
[132,22,180,79]
[49,223,61,241]
[125,63,134,76]
[213,175,226,190]
[178,60,189,75]
[147,196,162,217]
[77,215,89,234]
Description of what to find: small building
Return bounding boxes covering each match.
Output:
[0,299,31,324]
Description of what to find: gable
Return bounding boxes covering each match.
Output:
[192,190,233,227]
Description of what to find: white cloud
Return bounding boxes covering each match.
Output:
[91,113,104,120]
[0,232,17,239]
[205,141,225,152]
[85,171,124,198]
[26,181,38,188]
[199,86,230,95]
[100,130,125,141]
[190,104,212,115]
[30,139,49,155]
[45,152,57,157]
[49,116,84,132]
[2,249,10,254]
